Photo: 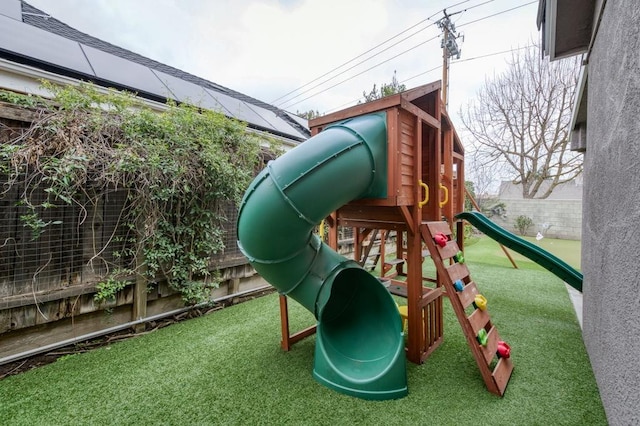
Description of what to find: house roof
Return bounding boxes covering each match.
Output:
[536,0,597,60]
[537,0,606,152]
[0,1,309,142]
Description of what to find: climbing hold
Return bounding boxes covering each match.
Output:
[477,328,488,346]
[453,279,465,292]
[473,294,488,311]
[454,251,465,263]
[497,341,511,359]
[434,233,448,247]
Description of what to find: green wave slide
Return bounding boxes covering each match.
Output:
[237,112,407,400]
[455,211,583,292]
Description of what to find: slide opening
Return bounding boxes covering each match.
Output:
[318,268,402,380]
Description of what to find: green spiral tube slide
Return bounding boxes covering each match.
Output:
[237,112,407,400]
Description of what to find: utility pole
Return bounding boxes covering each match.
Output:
[437,9,463,109]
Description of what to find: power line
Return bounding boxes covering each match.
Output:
[457,0,537,28]
[287,1,537,112]
[278,0,506,109]
[274,25,438,108]
[270,17,440,106]
[270,0,476,105]
[280,34,440,110]
[322,45,532,115]
[454,45,529,63]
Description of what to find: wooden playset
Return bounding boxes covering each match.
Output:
[277,81,513,396]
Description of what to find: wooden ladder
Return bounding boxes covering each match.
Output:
[421,221,514,396]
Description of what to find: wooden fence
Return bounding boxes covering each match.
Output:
[0,105,262,362]
[0,103,358,363]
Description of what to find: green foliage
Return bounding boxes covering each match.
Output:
[296,109,321,120]
[514,214,534,236]
[485,201,506,218]
[0,90,40,108]
[464,180,475,211]
[18,204,63,241]
[1,83,261,305]
[94,272,130,303]
[361,70,406,103]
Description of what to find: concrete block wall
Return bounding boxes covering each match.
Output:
[492,199,582,240]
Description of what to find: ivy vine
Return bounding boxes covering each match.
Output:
[1,82,265,304]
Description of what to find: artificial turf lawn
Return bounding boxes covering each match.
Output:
[0,237,605,425]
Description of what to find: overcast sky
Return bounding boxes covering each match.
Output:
[25,0,539,123]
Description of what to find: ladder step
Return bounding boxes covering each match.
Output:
[446,262,470,283]
[492,357,514,395]
[384,259,405,266]
[467,307,491,334]
[439,242,460,259]
[458,281,480,309]
[481,326,500,365]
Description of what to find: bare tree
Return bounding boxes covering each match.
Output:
[460,43,582,199]
[467,155,502,211]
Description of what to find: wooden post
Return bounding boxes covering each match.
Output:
[442,126,454,225]
[132,252,147,332]
[132,216,148,332]
[279,295,317,351]
[405,219,423,364]
[327,212,338,250]
[442,25,449,108]
[279,295,292,351]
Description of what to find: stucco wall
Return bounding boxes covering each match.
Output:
[583,1,640,424]
[493,199,582,240]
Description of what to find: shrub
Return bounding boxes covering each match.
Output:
[514,215,534,236]
[1,83,265,304]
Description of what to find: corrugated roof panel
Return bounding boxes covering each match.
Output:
[0,16,95,76]
[81,44,169,97]
[0,0,21,20]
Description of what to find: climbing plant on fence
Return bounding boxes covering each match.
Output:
[0,82,262,304]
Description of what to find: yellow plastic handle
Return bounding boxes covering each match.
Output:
[418,180,429,208]
[439,184,449,208]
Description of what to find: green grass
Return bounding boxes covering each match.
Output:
[0,237,604,425]
[466,234,582,271]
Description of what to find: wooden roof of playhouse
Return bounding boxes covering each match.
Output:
[309,80,465,225]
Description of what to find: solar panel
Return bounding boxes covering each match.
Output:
[246,104,308,138]
[81,45,168,97]
[0,0,21,20]
[151,70,227,112]
[0,16,95,76]
[285,112,310,129]
[2,10,306,141]
[204,88,275,130]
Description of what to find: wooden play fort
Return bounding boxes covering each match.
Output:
[278,81,513,396]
